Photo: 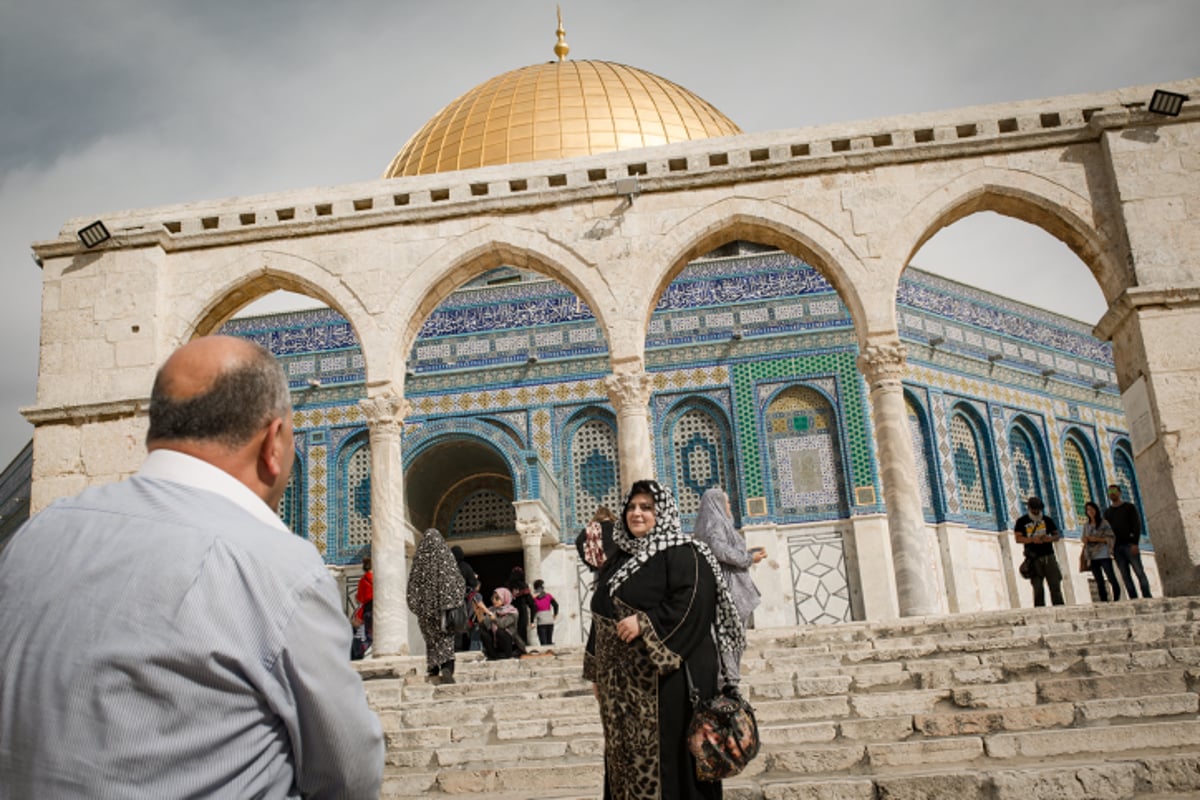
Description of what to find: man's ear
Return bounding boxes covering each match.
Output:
[259,417,286,481]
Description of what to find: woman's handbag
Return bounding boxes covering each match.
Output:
[684,664,760,781]
[442,602,469,634]
[1078,547,1091,573]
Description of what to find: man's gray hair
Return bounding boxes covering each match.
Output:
[147,341,291,447]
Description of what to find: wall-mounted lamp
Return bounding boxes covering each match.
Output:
[404,369,416,379]
[30,252,43,268]
[1091,380,1107,391]
[928,335,945,347]
[613,176,641,200]
[1040,368,1057,378]
[1149,89,1189,117]
[306,378,322,388]
[77,220,111,248]
[987,353,1003,363]
[730,326,743,341]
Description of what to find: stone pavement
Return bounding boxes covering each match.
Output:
[355,597,1200,799]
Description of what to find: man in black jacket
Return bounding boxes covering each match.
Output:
[1104,484,1152,599]
[1014,496,1064,606]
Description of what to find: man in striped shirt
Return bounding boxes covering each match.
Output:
[0,336,383,799]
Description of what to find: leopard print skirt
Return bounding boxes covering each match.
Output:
[594,616,663,800]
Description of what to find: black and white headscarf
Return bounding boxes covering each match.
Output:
[608,481,746,655]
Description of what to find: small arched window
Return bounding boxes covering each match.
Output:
[764,385,847,518]
[950,412,990,515]
[569,417,622,531]
[340,435,372,553]
[1063,434,1100,521]
[667,405,736,522]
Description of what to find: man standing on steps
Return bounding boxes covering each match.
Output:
[1105,483,1153,599]
[1014,496,1065,607]
[0,336,384,799]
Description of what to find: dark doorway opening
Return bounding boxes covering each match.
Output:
[465,549,524,598]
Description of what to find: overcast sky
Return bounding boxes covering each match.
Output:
[1,0,1198,464]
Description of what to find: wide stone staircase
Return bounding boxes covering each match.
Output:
[355,597,1200,799]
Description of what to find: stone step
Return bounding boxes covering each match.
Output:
[365,599,1200,796]
[735,751,1200,800]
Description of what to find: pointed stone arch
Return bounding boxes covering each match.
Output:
[387,224,620,379]
[884,167,1129,310]
[180,250,380,384]
[645,197,874,342]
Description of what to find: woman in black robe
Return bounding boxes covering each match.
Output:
[584,480,745,800]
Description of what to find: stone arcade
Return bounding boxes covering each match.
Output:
[23,47,1200,657]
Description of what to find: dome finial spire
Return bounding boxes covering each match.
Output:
[554,6,570,62]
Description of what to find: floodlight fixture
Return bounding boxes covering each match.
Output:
[1041,368,1057,378]
[613,177,641,199]
[1148,89,1189,117]
[306,378,322,388]
[1091,380,1107,391]
[987,353,1003,363]
[77,220,111,248]
[928,335,945,347]
[527,354,540,365]
[731,326,743,341]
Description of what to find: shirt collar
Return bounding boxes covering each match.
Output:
[138,449,290,533]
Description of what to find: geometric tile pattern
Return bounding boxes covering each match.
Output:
[931,392,960,515]
[670,408,728,518]
[731,351,873,515]
[905,395,935,515]
[950,412,990,515]
[788,531,853,625]
[1008,425,1045,504]
[213,247,1149,573]
[766,386,846,516]
[277,455,306,539]
[307,445,329,556]
[991,407,1014,522]
[344,441,373,551]
[569,418,622,533]
[450,490,516,535]
[1062,436,1096,523]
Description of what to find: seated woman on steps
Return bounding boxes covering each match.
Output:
[475,587,526,660]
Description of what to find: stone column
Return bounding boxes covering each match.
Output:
[1097,289,1200,597]
[359,392,411,657]
[604,370,655,495]
[513,499,561,585]
[857,343,939,616]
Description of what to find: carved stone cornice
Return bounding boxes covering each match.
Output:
[1093,285,1200,342]
[857,343,908,386]
[604,371,654,413]
[358,393,411,434]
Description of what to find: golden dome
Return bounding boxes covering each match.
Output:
[383,59,742,177]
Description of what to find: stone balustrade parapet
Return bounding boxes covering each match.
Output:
[31,79,1199,260]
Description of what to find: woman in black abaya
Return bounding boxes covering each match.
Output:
[584,480,744,800]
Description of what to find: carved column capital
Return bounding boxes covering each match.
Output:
[358,392,411,434]
[604,371,654,414]
[857,342,908,386]
[516,516,549,545]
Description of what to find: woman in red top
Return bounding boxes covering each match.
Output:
[356,556,374,639]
